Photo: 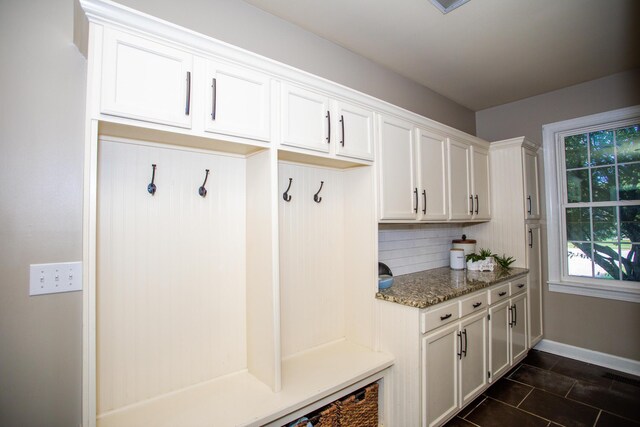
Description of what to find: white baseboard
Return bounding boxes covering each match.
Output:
[535,339,640,377]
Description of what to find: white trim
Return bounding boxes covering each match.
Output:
[548,281,640,303]
[534,339,640,377]
[542,105,640,302]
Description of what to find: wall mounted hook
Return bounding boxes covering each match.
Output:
[313,181,324,203]
[147,164,157,195]
[198,169,210,197]
[283,177,293,202]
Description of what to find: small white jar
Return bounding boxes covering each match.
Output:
[450,248,466,270]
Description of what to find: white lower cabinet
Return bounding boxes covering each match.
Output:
[422,309,487,427]
[488,286,528,382]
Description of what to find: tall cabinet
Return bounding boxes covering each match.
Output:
[465,137,543,346]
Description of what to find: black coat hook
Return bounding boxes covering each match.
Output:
[147,164,157,195]
[198,169,210,197]
[314,181,324,203]
[283,178,293,202]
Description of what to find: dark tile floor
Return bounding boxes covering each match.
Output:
[444,350,640,427]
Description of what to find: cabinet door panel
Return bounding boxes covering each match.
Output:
[422,323,459,427]
[379,116,416,220]
[334,101,374,161]
[511,294,528,364]
[448,139,472,220]
[523,149,540,219]
[101,28,193,128]
[281,84,330,153]
[460,311,488,406]
[417,129,448,220]
[489,300,510,381]
[204,60,270,141]
[527,225,543,345]
[472,146,491,220]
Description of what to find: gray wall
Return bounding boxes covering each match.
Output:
[0,1,474,425]
[0,1,86,426]
[476,68,640,360]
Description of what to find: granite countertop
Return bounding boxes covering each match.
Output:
[376,266,529,309]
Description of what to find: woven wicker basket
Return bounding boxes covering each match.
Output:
[292,403,339,427]
[337,383,378,427]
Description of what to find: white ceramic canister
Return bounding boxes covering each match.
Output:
[450,248,466,270]
[452,235,476,257]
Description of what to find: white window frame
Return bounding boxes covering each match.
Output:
[543,105,640,303]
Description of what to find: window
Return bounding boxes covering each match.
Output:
[543,106,640,302]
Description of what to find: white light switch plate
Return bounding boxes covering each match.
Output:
[29,262,82,296]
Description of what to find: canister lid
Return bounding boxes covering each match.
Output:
[452,234,476,244]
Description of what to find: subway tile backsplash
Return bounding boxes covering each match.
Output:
[378,224,463,276]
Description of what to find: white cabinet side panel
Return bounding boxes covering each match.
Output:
[97,140,246,413]
[279,163,345,358]
[246,150,279,390]
[377,301,421,427]
[343,167,376,348]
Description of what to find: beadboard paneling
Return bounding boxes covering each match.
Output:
[97,139,247,413]
[378,224,464,276]
[279,162,345,359]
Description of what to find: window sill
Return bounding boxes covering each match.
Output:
[548,280,640,303]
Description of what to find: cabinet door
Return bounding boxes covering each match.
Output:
[378,116,416,220]
[459,311,488,406]
[447,138,472,220]
[204,60,270,141]
[472,146,491,220]
[527,226,543,345]
[333,100,374,161]
[510,293,528,364]
[523,149,540,219]
[422,323,459,427]
[416,128,448,220]
[281,83,330,153]
[101,28,193,128]
[488,300,510,381]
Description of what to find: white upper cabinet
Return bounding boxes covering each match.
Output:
[280,83,374,161]
[281,83,331,154]
[448,139,491,221]
[416,128,448,220]
[203,59,270,141]
[378,115,416,220]
[448,138,473,220]
[523,148,540,219]
[101,27,194,128]
[472,146,491,220]
[333,100,374,161]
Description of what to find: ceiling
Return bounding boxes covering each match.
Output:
[242,0,640,111]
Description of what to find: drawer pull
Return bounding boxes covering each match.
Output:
[185,71,191,115]
[440,313,452,321]
[498,291,507,297]
[517,284,525,288]
[472,302,482,308]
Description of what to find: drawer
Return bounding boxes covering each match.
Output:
[459,291,488,317]
[489,283,510,305]
[511,279,527,295]
[421,301,460,334]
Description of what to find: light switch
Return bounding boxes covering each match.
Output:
[29,262,82,296]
